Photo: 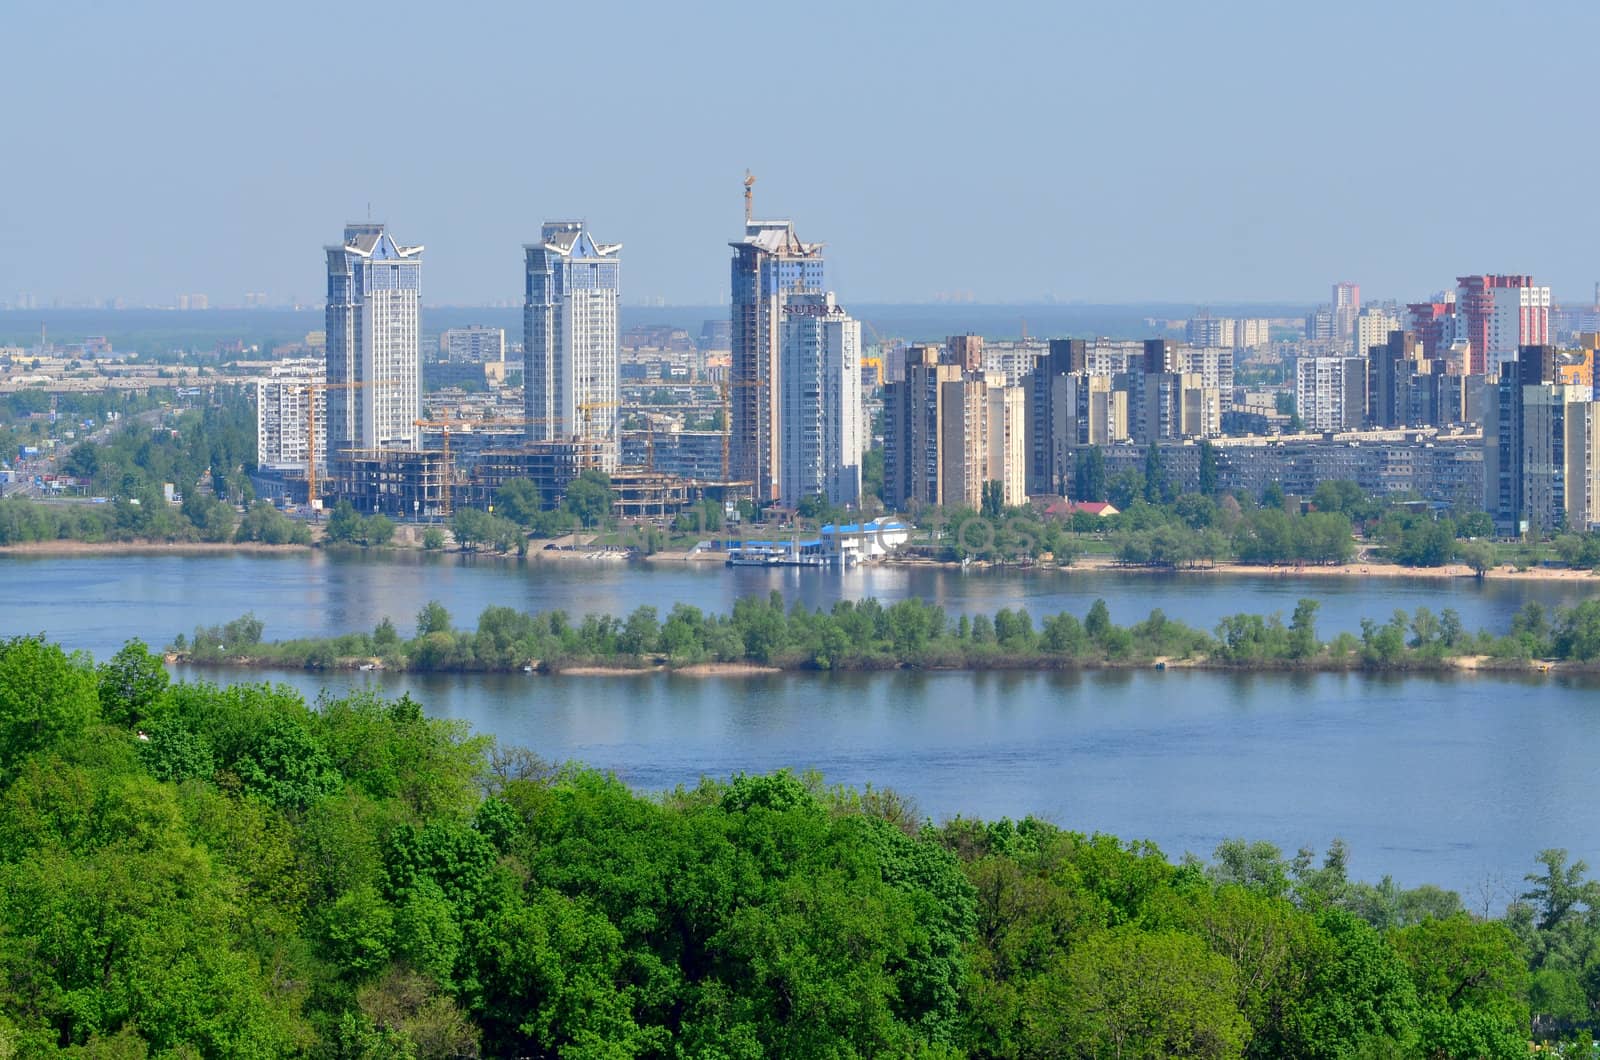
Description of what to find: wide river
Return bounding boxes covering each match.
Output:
[5,549,1600,896]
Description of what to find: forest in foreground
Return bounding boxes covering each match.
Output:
[1,633,1596,1057]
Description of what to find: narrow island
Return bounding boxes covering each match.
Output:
[170,593,1600,678]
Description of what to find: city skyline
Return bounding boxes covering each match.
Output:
[7,2,1600,307]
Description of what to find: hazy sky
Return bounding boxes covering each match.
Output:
[6,1,1598,307]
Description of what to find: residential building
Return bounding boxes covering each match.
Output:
[324,222,424,454]
[1368,331,1423,429]
[1456,275,1550,377]
[1185,314,1234,349]
[980,339,1047,387]
[940,374,990,509]
[1296,356,1367,431]
[440,326,506,363]
[1486,344,1600,534]
[524,221,622,468]
[883,346,961,509]
[255,358,325,471]
[730,216,824,500]
[946,333,985,373]
[1355,306,1403,359]
[1333,282,1361,344]
[777,290,863,508]
[1305,306,1336,342]
[1234,318,1271,350]
[987,382,1028,505]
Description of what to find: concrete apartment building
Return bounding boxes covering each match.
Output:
[440,326,506,363]
[1485,345,1600,534]
[255,358,325,471]
[1295,356,1367,431]
[777,290,863,508]
[1456,275,1550,377]
[884,347,1027,510]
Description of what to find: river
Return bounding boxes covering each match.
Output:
[6,549,1600,895]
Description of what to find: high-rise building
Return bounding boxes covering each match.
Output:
[1333,282,1361,344]
[987,382,1028,506]
[730,216,824,499]
[524,221,622,468]
[1355,306,1403,359]
[440,326,506,364]
[1368,330,1423,429]
[1296,356,1367,431]
[1305,306,1336,342]
[946,334,985,373]
[777,290,862,508]
[1485,345,1600,534]
[883,346,961,509]
[1455,275,1550,378]
[324,222,424,453]
[1185,314,1235,349]
[256,358,326,471]
[1234,318,1271,350]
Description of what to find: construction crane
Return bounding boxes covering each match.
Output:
[717,377,765,483]
[743,170,756,224]
[299,378,401,510]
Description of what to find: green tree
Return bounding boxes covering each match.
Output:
[97,639,169,727]
[494,478,544,527]
[326,499,364,543]
[416,601,452,638]
[1024,929,1248,1058]
[0,636,99,771]
[1198,439,1219,496]
[563,470,613,529]
[1074,446,1107,502]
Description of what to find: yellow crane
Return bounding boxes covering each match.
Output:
[412,415,533,517]
[299,378,400,510]
[718,378,764,483]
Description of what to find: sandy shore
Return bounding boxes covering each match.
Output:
[1034,554,1600,583]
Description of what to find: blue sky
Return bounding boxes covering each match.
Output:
[5,1,1597,307]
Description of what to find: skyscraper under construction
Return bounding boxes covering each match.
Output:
[729,180,824,501]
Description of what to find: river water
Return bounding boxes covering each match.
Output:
[5,550,1600,895]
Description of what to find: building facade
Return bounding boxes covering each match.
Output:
[777,291,863,508]
[324,222,424,453]
[1485,345,1600,534]
[1295,356,1367,431]
[1456,275,1550,377]
[730,218,824,500]
[524,221,622,469]
[440,326,506,363]
[255,358,326,471]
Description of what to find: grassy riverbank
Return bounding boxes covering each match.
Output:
[169,593,1600,678]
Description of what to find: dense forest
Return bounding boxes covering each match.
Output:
[178,594,1600,675]
[6,633,1598,1056]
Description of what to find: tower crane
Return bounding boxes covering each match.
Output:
[297,378,401,510]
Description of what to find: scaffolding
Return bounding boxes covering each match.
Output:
[465,441,610,509]
[331,448,450,519]
[609,469,696,521]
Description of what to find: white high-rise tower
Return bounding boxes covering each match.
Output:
[324,223,423,453]
[524,221,622,468]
